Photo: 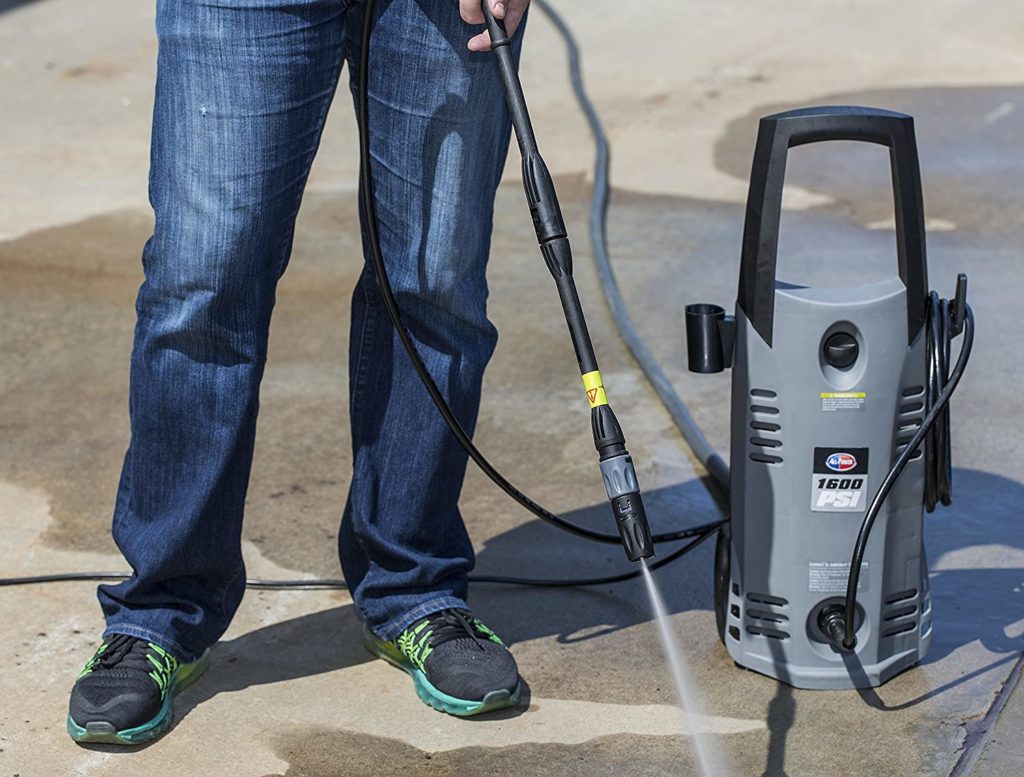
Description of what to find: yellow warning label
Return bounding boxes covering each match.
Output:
[820,392,866,412]
[581,370,608,408]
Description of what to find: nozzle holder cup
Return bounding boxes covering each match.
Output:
[686,303,730,373]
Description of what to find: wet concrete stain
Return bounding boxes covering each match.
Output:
[714,85,1024,240]
[264,729,699,777]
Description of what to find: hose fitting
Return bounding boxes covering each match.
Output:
[818,604,854,650]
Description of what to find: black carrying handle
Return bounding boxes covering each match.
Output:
[738,106,929,346]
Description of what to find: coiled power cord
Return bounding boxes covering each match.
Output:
[831,283,974,649]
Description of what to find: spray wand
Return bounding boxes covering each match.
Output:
[480,2,654,561]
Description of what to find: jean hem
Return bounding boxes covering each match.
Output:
[369,595,469,642]
[102,624,201,664]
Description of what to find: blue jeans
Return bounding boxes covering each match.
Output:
[97,0,523,662]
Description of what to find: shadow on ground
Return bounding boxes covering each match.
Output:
[143,465,1024,776]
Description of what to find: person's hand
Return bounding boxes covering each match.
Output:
[460,0,530,51]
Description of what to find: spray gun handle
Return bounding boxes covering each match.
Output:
[480,0,508,43]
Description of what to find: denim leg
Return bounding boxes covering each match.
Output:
[339,0,524,640]
[98,0,348,662]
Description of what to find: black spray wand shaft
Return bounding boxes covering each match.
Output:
[482,2,654,561]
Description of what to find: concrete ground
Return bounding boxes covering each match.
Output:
[1,0,1023,775]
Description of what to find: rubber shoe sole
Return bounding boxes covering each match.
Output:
[362,624,521,717]
[67,649,211,746]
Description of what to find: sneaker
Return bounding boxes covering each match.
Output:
[363,608,521,716]
[67,634,209,745]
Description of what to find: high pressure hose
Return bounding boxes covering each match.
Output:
[820,279,974,650]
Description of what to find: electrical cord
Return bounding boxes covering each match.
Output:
[925,290,958,510]
[840,288,974,648]
[1,0,722,592]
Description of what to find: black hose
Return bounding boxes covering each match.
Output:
[841,296,974,648]
[0,521,719,591]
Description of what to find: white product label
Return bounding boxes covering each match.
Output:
[809,561,868,593]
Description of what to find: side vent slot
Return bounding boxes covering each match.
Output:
[749,389,783,463]
[885,589,918,605]
[746,625,789,640]
[881,587,919,637]
[896,385,927,462]
[747,592,788,607]
[882,622,916,638]
[747,608,788,624]
[884,604,917,622]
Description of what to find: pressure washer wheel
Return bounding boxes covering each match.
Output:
[713,521,731,645]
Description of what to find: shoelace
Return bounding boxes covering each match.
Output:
[86,634,153,673]
[422,609,489,651]
[82,634,180,698]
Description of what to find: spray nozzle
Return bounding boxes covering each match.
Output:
[611,490,655,562]
[599,453,655,561]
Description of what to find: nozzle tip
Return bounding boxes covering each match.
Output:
[611,492,655,562]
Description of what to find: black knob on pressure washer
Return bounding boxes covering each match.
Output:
[823,332,859,369]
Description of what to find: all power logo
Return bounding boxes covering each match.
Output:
[811,447,869,512]
[826,452,857,472]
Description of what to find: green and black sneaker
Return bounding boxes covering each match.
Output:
[363,608,521,717]
[67,633,209,745]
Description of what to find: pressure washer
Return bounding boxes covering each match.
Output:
[688,107,973,688]
[3,1,976,695]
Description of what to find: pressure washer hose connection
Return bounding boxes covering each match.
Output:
[817,604,854,651]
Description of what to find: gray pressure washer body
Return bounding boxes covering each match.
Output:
[688,107,946,690]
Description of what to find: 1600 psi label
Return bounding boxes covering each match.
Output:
[811,447,869,512]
